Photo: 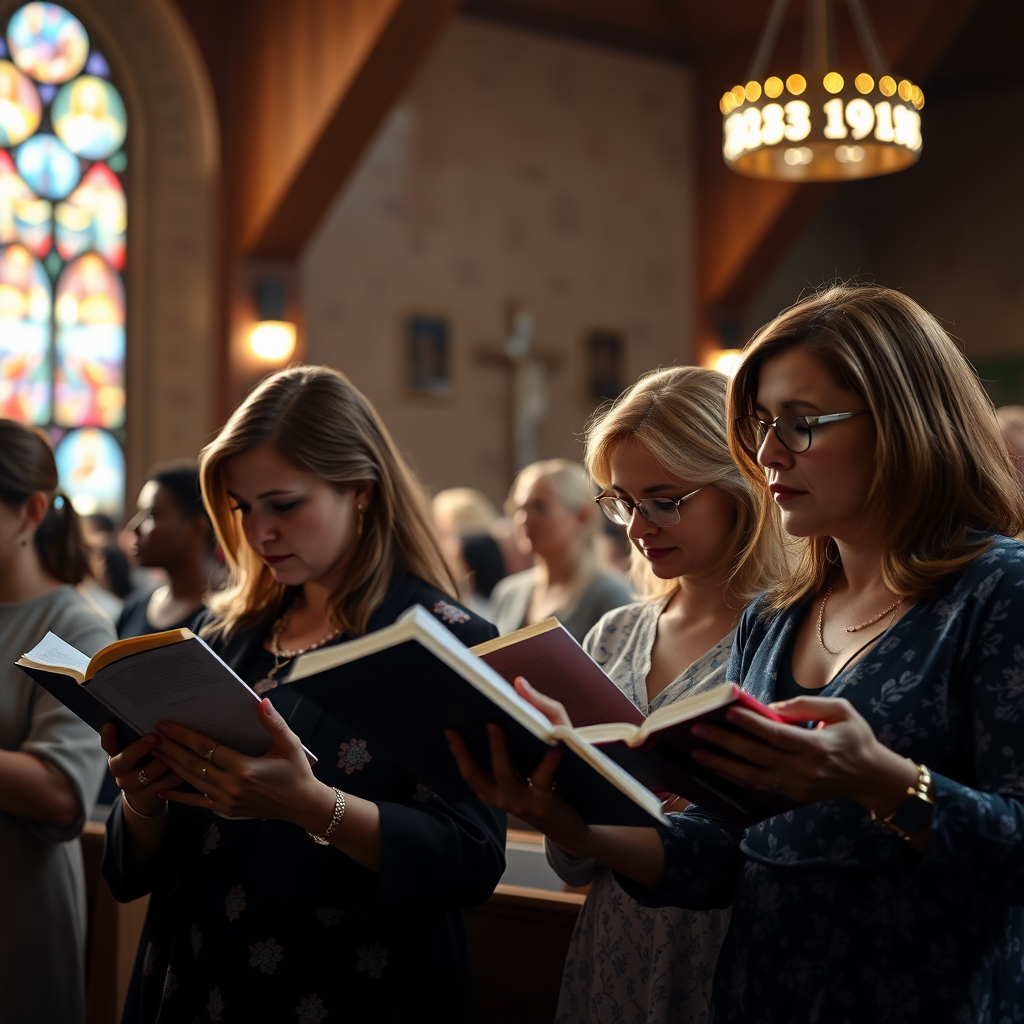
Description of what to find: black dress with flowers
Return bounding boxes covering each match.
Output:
[103,575,506,1024]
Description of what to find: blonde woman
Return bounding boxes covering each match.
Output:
[544,367,787,1024]
[101,366,505,1024]
[489,459,632,642]
[452,285,1024,1024]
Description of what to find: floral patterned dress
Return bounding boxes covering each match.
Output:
[103,575,506,1024]
[618,535,1024,1024]
[546,597,735,1024]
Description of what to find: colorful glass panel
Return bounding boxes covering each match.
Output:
[7,3,88,84]
[0,149,51,255]
[52,75,126,160]
[54,252,124,428]
[55,162,124,268]
[54,427,124,517]
[0,241,52,423]
[0,59,41,145]
[15,131,79,198]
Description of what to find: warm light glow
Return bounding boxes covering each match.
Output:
[784,146,813,165]
[879,75,896,97]
[845,98,875,139]
[721,92,738,114]
[786,73,806,95]
[731,85,746,104]
[855,73,874,94]
[823,72,844,94]
[745,80,762,102]
[708,349,744,377]
[835,145,865,163]
[765,76,784,98]
[898,79,913,102]
[910,85,925,109]
[250,320,297,362]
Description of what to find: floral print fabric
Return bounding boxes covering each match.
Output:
[621,535,1024,1024]
[546,597,735,1024]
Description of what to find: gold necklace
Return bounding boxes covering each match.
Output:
[817,586,904,657]
[254,609,342,693]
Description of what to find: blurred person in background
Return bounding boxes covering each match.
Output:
[489,459,632,642]
[0,420,116,1024]
[995,404,1024,487]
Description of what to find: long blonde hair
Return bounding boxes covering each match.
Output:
[585,366,788,604]
[728,283,1024,610]
[200,365,457,637]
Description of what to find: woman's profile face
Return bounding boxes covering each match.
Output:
[512,477,584,560]
[223,444,368,591]
[754,346,876,544]
[606,440,737,583]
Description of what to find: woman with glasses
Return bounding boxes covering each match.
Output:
[488,459,632,643]
[540,367,787,1024]
[452,284,1024,1024]
[101,366,505,1024]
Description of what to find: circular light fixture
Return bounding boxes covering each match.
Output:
[720,0,923,182]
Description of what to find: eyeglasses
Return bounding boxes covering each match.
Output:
[734,410,869,456]
[595,487,704,528]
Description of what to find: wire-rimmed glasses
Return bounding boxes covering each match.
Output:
[734,410,869,456]
[594,487,704,528]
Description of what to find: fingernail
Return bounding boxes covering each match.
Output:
[144,735,157,747]
[156,722,169,734]
[443,729,456,745]
[725,709,741,724]
[691,725,710,739]
[517,677,532,690]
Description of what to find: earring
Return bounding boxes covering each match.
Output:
[824,538,840,565]
[357,506,364,540]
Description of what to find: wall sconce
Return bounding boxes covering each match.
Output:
[249,278,297,362]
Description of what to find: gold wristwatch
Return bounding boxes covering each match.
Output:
[870,762,934,841]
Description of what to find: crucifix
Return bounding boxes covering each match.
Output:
[476,302,562,477]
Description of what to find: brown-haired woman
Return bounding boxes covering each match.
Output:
[452,284,1024,1024]
[0,420,116,1023]
[101,366,505,1024]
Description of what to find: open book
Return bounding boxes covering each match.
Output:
[575,684,800,825]
[287,605,668,827]
[471,617,645,729]
[17,629,285,758]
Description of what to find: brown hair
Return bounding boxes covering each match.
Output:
[200,366,457,637]
[728,283,1024,609]
[585,366,789,605]
[0,419,89,584]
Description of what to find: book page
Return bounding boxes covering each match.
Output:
[572,722,642,745]
[20,632,90,680]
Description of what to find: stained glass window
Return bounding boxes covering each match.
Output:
[1,3,126,517]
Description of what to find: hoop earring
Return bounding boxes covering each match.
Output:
[825,538,840,565]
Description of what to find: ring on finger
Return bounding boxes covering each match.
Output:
[201,767,208,781]
[204,744,218,763]
[202,790,213,803]
[138,769,151,787]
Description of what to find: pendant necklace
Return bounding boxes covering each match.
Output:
[253,608,342,694]
[817,586,904,657]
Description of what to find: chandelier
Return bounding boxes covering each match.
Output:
[721,0,924,181]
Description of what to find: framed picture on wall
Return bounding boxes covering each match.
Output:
[403,313,453,400]
[583,329,626,405]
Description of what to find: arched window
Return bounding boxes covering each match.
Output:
[0,1,127,518]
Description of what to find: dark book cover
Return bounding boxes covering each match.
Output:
[289,636,664,827]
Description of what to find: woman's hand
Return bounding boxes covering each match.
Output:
[689,695,919,813]
[149,698,333,830]
[446,721,589,852]
[513,676,573,728]
[100,724,184,818]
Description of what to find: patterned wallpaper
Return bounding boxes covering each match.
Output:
[302,16,695,503]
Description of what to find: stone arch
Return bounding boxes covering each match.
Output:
[0,0,219,499]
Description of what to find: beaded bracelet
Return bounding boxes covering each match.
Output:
[308,788,346,845]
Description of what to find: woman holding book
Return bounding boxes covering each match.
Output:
[101,366,505,1024]
[489,459,633,643]
[539,366,787,1024]
[0,420,116,1024]
[451,284,1024,1024]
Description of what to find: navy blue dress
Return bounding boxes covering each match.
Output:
[619,535,1024,1024]
[103,575,506,1024]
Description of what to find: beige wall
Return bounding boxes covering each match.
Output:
[301,17,695,504]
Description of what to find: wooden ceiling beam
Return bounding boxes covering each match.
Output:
[236,0,462,260]
[695,0,983,362]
